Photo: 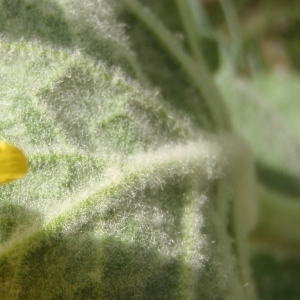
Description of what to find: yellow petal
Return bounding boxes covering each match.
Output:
[0,142,28,184]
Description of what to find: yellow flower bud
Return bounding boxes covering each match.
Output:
[0,142,28,184]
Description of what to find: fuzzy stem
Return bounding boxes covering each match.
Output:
[174,0,203,62]
[187,0,212,36]
[218,0,241,66]
[121,0,232,131]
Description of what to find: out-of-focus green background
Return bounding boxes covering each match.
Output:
[203,1,300,299]
[200,0,299,75]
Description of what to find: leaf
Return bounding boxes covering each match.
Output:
[217,70,300,196]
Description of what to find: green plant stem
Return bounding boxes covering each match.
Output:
[174,0,203,63]
[218,0,241,66]
[187,0,212,36]
[121,0,232,132]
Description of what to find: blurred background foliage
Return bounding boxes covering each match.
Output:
[195,0,299,75]
[192,0,300,200]
[196,1,300,299]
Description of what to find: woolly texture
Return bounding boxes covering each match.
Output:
[0,39,255,299]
